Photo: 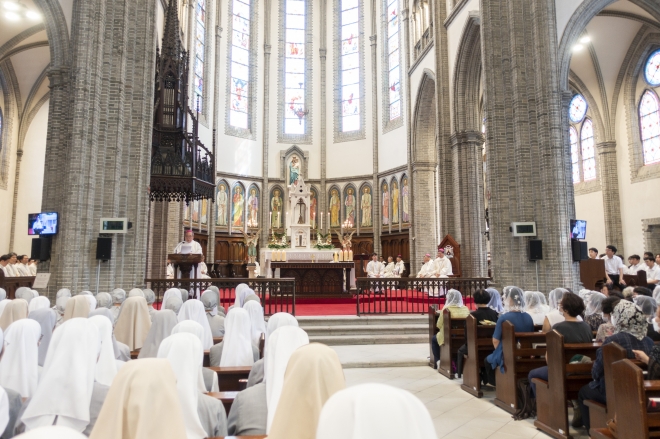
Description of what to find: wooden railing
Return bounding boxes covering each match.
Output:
[144,278,296,316]
[0,273,35,299]
[355,277,490,315]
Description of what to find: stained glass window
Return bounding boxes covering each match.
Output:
[283,0,307,135]
[385,0,401,121]
[194,0,206,112]
[569,94,588,123]
[339,0,361,132]
[229,0,252,129]
[640,90,660,165]
[581,119,596,181]
[645,49,660,86]
[570,127,579,183]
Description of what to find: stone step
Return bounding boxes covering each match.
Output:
[309,333,428,346]
[301,324,428,336]
[296,315,427,327]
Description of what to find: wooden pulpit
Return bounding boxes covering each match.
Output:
[579,258,606,290]
[168,253,204,279]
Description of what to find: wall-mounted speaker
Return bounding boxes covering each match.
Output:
[31,237,51,261]
[572,240,588,262]
[528,239,543,261]
[96,237,112,261]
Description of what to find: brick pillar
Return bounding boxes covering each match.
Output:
[597,141,624,254]
[451,130,487,277]
[40,0,157,293]
[481,0,579,291]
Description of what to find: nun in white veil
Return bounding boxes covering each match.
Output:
[88,308,131,362]
[28,297,51,314]
[246,312,298,388]
[28,308,57,367]
[209,308,258,367]
[171,321,219,393]
[138,310,178,359]
[243,301,266,347]
[177,300,213,350]
[157,334,228,438]
[0,319,41,398]
[201,290,225,337]
[88,316,120,385]
[233,284,250,308]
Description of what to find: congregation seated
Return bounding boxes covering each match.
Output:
[486,287,504,314]
[577,300,654,431]
[430,289,469,367]
[484,287,535,386]
[210,308,259,367]
[171,321,220,392]
[542,288,582,332]
[137,309,178,359]
[635,296,660,341]
[88,308,131,362]
[595,295,622,342]
[527,292,593,399]
[523,291,547,325]
[584,292,606,331]
[245,301,267,347]
[455,289,499,378]
[201,290,225,337]
[177,299,214,350]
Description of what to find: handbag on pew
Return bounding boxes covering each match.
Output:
[512,378,536,420]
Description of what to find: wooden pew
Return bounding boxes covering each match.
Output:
[438,309,467,379]
[461,315,496,397]
[533,330,600,439]
[493,321,546,414]
[206,391,238,415]
[591,359,660,439]
[207,366,252,391]
[133,349,212,366]
[584,342,627,431]
[428,305,439,368]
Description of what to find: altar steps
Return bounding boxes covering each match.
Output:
[297,315,428,346]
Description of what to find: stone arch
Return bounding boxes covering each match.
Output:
[280,145,309,182]
[412,72,436,164]
[32,0,70,69]
[389,176,400,226]
[452,11,482,133]
[269,184,286,230]
[230,182,246,229]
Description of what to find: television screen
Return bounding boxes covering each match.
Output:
[28,212,58,236]
[570,219,587,240]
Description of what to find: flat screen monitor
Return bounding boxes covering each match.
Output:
[28,212,58,236]
[570,219,587,240]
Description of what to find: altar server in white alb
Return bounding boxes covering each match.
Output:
[173,230,204,279]
[417,255,436,277]
[383,257,397,277]
[433,249,452,277]
[394,255,406,277]
[366,253,384,278]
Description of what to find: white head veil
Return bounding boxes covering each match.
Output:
[548,288,568,311]
[28,308,57,367]
[219,308,255,367]
[20,318,100,433]
[0,300,11,320]
[179,289,189,303]
[244,301,267,346]
[96,293,113,309]
[265,326,310,432]
[233,284,250,308]
[15,287,33,304]
[110,289,126,305]
[55,289,71,300]
[485,288,504,314]
[88,316,118,386]
[444,289,463,307]
[265,312,298,346]
[11,425,87,438]
[634,296,657,323]
[84,295,97,313]
[177,300,213,350]
[162,288,181,308]
[128,289,144,298]
[585,292,606,316]
[157,334,207,439]
[505,287,526,312]
[0,319,40,397]
[143,289,156,306]
[138,310,179,359]
[316,383,437,439]
[524,291,544,314]
[28,296,51,314]
[171,320,205,344]
[164,295,183,315]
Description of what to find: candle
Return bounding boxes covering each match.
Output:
[348,249,353,260]
[269,212,272,227]
[283,250,287,262]
[320,212,323,229]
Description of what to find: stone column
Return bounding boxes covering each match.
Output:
[40,0,157,293]
[596,141,624,254]
[481,0,578,291]
[260,0,273,252]
[451,130,487,277]
[369,31,381,255]
[401,5,416,271]
[319,0,328,234]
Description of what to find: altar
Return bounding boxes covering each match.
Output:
[270,262,355,297]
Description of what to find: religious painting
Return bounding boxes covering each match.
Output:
[310,188,318,229]
[201,199,208,225]
[247,185,259,227]
[232,184,245,228]
[382,182,389,226]
[192,199,200,223]
[344,186,356,227]
[391,178,399,225]
[288,155,301,186]
[360,186,372,227]
[401,176,410,223]
[329,187,341,228]
[216,182,229,226]
[183,201,190,223]
[270,187,284,229]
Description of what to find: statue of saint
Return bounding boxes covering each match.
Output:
[247,188,259,226]
[217,184,228,226]
[232,186,244,227]
[345,188,355,225]
[391,180,399,224]
[329,189,340,227]
[244,229,261,264]
[289,155,301,185]
[201,199,208,225]
[382,183,389,226]
[361,187,372,227]
[335,229,356,250]
[402,177,410,222]
[271,189,283,228]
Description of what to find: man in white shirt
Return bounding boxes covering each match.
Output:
[394,255,406,277]
[0,255,13,277]
[5,254,18,277]
[417,254,436,277]
[14,255,31,276]
[433,249,453,278]
[366,253,384,278]
[626,255,646,275]
[28,259,37,276]
[643,255,660,286]
[383,256,397,277]
[603,245,626,288]
[588,247,599,259]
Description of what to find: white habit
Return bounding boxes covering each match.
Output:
[394,260,406,277]
[366,261,384,277]
[417,261,436,277]
[433,257,452,277]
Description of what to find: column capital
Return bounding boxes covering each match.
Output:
[401,8,409,20]
[596,141,617,155]
[450,130,485,148]
[264,44,272,54]
[47,67,69,90]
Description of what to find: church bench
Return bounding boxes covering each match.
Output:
[438,309,467,379]
[207,366,252,391]
[206,391,238,415]
[590,359,660,439]
[131,349,211,366]
[533,330,600,439]
[460,315,496,397]
[428,305,439,368]
[493,321,546,414]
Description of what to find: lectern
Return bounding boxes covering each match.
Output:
[168,254,204,279]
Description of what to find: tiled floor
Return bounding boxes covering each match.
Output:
[343,365,590,439]
[331,343,429,368]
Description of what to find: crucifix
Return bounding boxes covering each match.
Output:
[296,198,306,224]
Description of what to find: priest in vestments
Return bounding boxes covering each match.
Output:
[173,230,205,282]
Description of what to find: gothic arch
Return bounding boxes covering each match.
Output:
[215,179,230,227]
[32,0,70,69]
[412,71,436,164]
[357,182,373,229]
[280,145,310,181]
[343,183,358,225]
[452,12,482,133]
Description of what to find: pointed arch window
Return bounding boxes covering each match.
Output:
[644,49,660,86]
[382,0,402,129]
[580,119,596,181]
[193,0,206,112]
[639,90,660,165]
[568,94,597,183]
[570,126,579,183]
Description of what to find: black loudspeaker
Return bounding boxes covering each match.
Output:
[528,239,543,261]
[572,240,588,262]
[31,237,51,261]
[96,237,112,260]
